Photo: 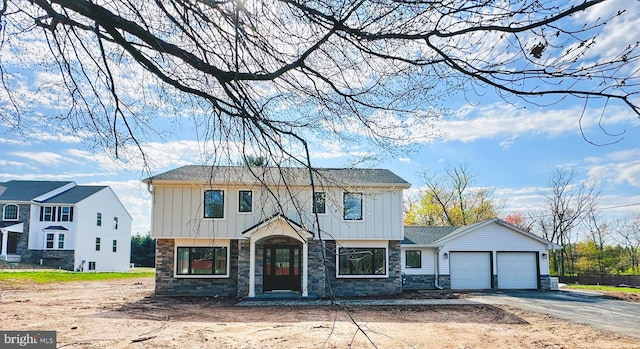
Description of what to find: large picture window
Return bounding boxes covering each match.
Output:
[238,190,252,213]
[2,204,18,220]
[338,247,386,276]
[343,193,363,220]
[176,247,228,276]
[204,190,224,218]
[313,192,326,214]
[405,250,422,268]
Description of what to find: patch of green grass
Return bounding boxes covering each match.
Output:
[0,270,154,284]
[564,284,640,293]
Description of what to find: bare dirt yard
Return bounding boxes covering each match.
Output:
[1,277,639,349]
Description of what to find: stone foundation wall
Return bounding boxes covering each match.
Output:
[155,239,239,297]
[402,274,436,290]
[539,274,551,290]
[24,249,75,270]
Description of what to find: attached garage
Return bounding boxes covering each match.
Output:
[449,252,492,289]
[497,252,538,289]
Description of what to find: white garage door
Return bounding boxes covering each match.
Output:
[449,252,492,290]
[497,252,538,289]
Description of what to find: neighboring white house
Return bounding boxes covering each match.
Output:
[0,180,132,272]
[145,165,556,298]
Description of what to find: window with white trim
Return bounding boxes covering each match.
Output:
[58,234,65,249]
[95,237,101,251]
[112,240,117,252]
[60,206,72,222]
[113,217,119,229]
[176,247,228,275]
[343,192,363,220]
[88,261,96,270]
[2,204,18,220]
[96,212,102,226]
[46,233,54,249]
[238,190,252,213]
[40,206,55,222]
[338,247,386,276]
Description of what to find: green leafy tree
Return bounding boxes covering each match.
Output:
[130,233,156,267]
[405,164,499,226]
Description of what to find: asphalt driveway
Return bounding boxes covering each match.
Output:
[468,290,640,339]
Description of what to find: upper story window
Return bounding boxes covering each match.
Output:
[95,237,101,251]
[40,206,73,222]
[2,204,18,220]
[313,192,326,214]
[97,212,102,226]
[238,190,252,213]
[113,217,119,229]
[343,192,363,221]
[204,190,224,218]
[42,207,54,221]
[112,240,117,252]
[60,206,72,222]
[405,250,422,268]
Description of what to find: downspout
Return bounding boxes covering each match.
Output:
[434,247,443,290]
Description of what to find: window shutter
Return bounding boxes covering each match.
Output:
[69,207,74,222]
[40,206,44,221]
[56,207,61,222]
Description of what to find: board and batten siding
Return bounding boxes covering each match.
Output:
[438,224,550,276]
[150,185,404,240]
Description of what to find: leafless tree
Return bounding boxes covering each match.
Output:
[584,210,609,274]
[0,0,639,170]
[613,215,640,273]
[538,168,600,276]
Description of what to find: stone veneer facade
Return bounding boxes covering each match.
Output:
[155,238,550,297]
[155,238,404,298]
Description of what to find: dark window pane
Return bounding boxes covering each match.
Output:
[204,190,224,218]
[239,190,252,212]
[339,248,386,275]
[406,250,421,268]
[313,192,326,214]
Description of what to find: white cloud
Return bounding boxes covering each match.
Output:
[10,151,82,166]
[437,103,636,143]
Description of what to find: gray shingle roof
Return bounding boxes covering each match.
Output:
[41,186,106,204]
[144,165,410,188]
[0,181,73,202]
[402,226,461,245]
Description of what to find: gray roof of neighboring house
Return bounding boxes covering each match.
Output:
[0,181,73,202]
[41,186,107,204]
[144,165,410,188]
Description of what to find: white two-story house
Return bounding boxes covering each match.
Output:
[145,165,556,298]
[0,180,132,272]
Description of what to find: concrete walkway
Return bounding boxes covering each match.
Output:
[236,298,476,307]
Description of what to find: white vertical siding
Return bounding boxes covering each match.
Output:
[438,224,550,275]
[400,247,436,274]
[150,185,405,241]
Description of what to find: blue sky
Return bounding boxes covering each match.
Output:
[0,1,639,237]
